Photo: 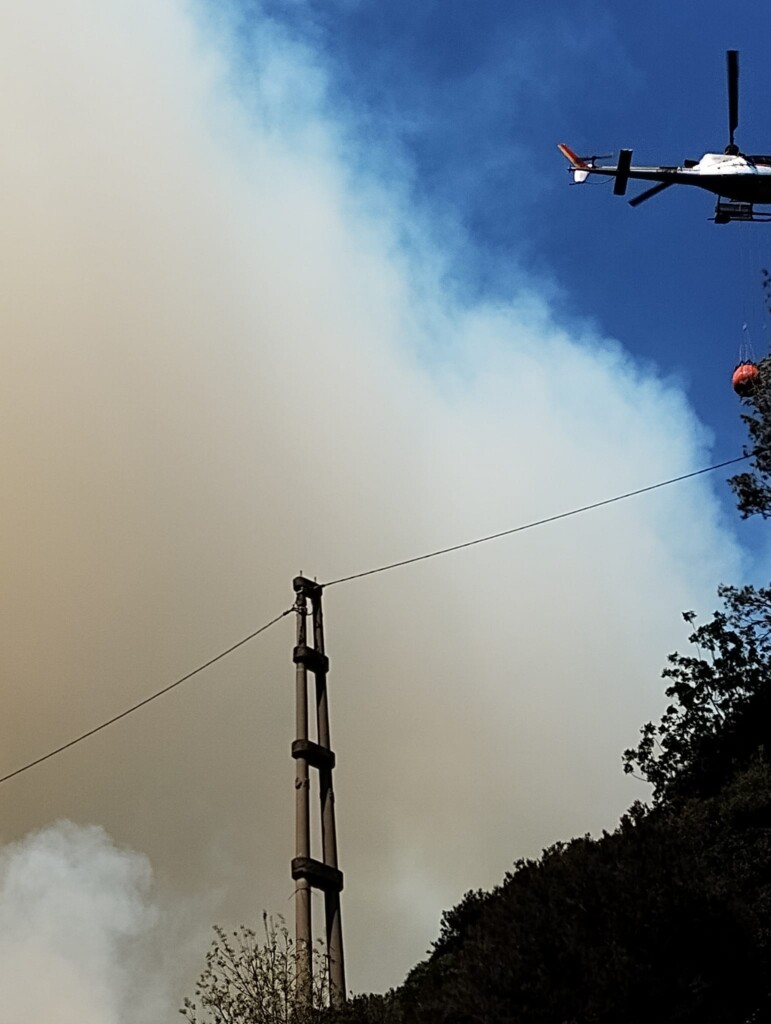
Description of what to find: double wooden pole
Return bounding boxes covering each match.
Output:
[291,576,346,1008]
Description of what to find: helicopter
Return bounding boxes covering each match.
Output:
[558,51,771,223]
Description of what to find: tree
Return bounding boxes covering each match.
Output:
[622,584,771,804]
[728,353,771,517]
[624,329,771,802]
[729,272,771,517]
[181,915,330,1024]
[369,762,771,1024]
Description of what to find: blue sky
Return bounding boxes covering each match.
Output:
[237,0,771,471]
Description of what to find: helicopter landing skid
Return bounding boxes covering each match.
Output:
[712,199,771,223]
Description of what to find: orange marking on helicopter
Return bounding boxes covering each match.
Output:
[557,144,590,168]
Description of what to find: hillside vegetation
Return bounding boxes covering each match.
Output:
[187,357,771,1024]
[333,358,771,1024]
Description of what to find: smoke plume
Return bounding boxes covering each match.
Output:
[0,822,156,1024]
[0,0,745,1009]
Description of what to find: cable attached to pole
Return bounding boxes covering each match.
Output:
[0,607,294,787]
[322,454,751,588]
[0,451,756,786]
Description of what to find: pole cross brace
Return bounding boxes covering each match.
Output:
[293,576,323,598]
[292,856,344,893]
[293,644,330,675]
[292,738,336,769]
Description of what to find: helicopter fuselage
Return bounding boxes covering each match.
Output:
[585,152,771,204]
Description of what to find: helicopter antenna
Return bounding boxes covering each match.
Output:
[726,49,739,154]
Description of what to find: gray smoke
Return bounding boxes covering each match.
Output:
[0,0,747,1013]
[0,822,155,1024]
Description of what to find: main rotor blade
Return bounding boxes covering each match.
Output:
[727,49,739,148]
[628,181,674,207]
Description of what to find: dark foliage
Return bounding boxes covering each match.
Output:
[622,584,771,804]
[326,594,771,1023]
[328,761,771,1024]
[728,301,771,517]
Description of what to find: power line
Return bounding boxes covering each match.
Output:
[0,606,293,787]
[0,451,753,786]
[322,453,751,588]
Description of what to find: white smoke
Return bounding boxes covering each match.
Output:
[0,0,748,1009]
[0,822,156,1024]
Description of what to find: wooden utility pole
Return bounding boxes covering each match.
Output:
[291,575,346,1008]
